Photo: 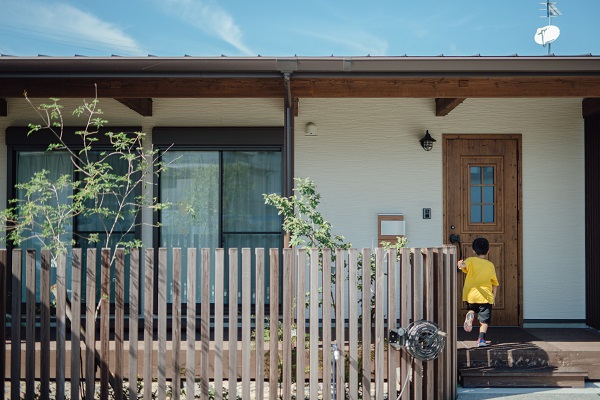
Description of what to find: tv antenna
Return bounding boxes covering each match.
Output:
[535,1,561,55]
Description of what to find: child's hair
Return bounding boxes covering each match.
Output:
[472,237,489,255]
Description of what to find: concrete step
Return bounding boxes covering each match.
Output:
[460,366,588,388]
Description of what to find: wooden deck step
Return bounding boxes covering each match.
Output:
[460,366,588,388]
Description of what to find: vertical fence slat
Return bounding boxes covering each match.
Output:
[241,248,252,399]
[309,248,319,400]
[374,248,384,400]
[10,249,21,400]
[214,248,224,399]
[282,248,293,400]
[424,248,435,399]
[100,249,111,400]
[269,248,280,400]
[71,249,82,400]
[0,250,5,398]
[86,249,97,400]
[115,249,125,400]
[450,247,458,400]
[129,248,140,400]
[186,248,197,400]
[361,248,372,400]
[348,249,359,400]
[158,248,168,399]
[56,253,67,400]
[201,248,211,398]
[295,249,307,399]
[387,249,398,400]
[438,247,448,394]
[25,249,36,399]
[40,250,51,400]
[322,248,332,400]
[335,249,346,400]
[228,248,238,399]
[143,248,155,400]
[400,248,411,400]
[412,249,423,399]
[434,248,445,400]
[255,248,265,400]
[172,248,182,400]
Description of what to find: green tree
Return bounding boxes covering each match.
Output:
[0,91,174,398]
[264,177,407,312]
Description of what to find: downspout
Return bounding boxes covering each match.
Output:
[283,72,294,198]
[283,72,294,247]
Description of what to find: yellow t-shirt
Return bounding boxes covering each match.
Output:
[461,256,499,304]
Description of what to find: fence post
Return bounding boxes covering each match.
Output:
[228,248,238,399]
[255,248,265,400]
[172,248,182,400]
[0,250,5,398]
[143,248,154,400]
[85,249,97,400]
[71,249,82,400]
[361,248,372,400]
[128,248,140,400]
[295,249,307,399]
[157,248,168,399]
[56,253,67,400]
[40,250,51,400]
[214,248,225,399]
[25,250,36,399]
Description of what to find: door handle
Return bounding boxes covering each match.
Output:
[449,233,463,260]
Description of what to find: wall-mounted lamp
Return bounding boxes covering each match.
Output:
[419,130,436,151]
[305,122,318,136]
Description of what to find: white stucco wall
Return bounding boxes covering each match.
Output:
[295,97,585,322]
[0,96,586,322]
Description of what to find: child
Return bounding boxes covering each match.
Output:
[457,237,499,347]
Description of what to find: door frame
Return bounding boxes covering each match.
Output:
[442,134,524,327]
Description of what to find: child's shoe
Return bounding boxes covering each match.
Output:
[463,312,474,332]
[477,339,488,347]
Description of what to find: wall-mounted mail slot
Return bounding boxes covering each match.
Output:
[378,213,405,245]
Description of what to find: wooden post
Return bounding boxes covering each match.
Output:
[255,248,265,400]
[172,248,182,400]
[40,250,51,400]
[129,248,140,400]
[143,248,154,400]
[85,249,97,400]
[186,248,197,400]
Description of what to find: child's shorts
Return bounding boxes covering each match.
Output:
[467,303,493,324]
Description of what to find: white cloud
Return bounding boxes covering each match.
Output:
[0,0,145,55]
[160,0,254,56]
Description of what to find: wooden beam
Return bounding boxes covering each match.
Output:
[0,78,285,98]
[435,98,466,116]
[2,76,600,99]
[0,98,6,116]
[582,98,600,118]
[115,98,153,116]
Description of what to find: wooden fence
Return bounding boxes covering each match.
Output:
[1,246,457,400]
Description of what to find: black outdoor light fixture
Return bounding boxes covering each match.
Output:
[420,130,436,151]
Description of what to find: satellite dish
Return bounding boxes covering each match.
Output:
[534,25,560,46]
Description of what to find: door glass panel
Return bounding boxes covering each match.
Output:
[469,165,495,224]
[470,167,481,184]
[470,187,481,203]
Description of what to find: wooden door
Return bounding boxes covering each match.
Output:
[444,135,521,327]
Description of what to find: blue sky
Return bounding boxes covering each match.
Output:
[0,0,598,57]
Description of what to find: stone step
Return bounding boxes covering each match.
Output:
[460,366,588,388]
